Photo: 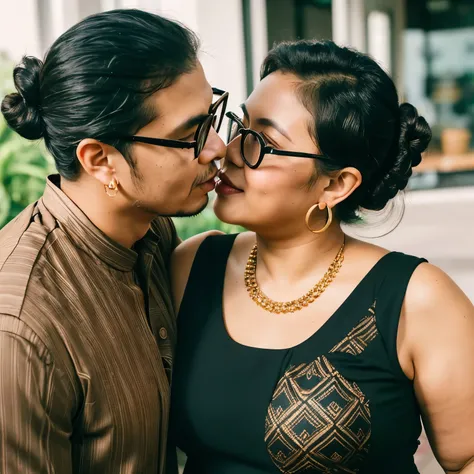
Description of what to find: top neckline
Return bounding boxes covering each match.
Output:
[216,234,393,353]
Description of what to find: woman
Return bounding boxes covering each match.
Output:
[170,40,474,474]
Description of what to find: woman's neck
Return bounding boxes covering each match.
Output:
[254,225,346,284]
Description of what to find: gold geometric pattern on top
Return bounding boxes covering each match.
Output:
[265,305,379,474]
[265,356,371,474]
[330,303,378,356]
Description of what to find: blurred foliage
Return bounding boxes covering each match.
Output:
[173,198,244,240]
[0,52,54,229]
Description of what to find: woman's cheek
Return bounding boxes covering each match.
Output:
[246,166,304,193]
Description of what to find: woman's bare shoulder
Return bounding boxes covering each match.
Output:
[171,230,224,312]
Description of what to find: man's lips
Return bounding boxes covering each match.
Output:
[202,174,217,185]
[197,171,218,192]
[198,171,218,186]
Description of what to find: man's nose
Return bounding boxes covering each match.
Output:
[197,127,226,165]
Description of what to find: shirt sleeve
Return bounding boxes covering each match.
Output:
[0,316,75,474]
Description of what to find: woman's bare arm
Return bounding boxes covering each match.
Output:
[402,263,474,473]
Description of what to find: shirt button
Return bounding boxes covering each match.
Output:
[159,327,168,340]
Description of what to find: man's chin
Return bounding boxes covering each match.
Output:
[167,195,210,218]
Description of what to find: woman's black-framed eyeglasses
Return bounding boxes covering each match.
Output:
[226,111,328,169]
[120,88,228,159]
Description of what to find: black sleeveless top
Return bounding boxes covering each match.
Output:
[170,234,426,474]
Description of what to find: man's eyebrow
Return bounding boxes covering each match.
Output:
[174,113,209,133]
[240,103,293,143]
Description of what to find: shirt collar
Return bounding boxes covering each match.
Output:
[41,174,141,271]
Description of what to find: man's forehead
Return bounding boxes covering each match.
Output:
[157,63,211,102]
[152,68,213,124]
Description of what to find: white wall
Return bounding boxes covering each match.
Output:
[365,0,406,93]
[0,0,42,59]
[196,0,247,114]
[250,0,268,88]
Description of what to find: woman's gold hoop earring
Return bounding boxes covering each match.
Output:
[104,178,119,197]
[305,203,332,234]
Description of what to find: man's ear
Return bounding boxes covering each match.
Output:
[76,138,116,186]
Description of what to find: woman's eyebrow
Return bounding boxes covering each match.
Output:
[241,103,293,143]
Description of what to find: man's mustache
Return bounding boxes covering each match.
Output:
[193,164,218,188]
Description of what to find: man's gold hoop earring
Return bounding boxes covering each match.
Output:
[104,178,119,197]
[305,203,332,234]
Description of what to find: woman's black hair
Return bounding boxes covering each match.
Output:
[261,40,432,223]
[1,9,200,180]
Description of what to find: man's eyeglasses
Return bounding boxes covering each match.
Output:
[226,111,328,169]
[120,88,228,159]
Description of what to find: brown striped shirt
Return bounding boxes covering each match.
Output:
[0,175,178,474]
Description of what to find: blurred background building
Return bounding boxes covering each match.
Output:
[1,1,474,473]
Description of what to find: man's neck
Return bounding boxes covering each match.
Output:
[60,177,153,249]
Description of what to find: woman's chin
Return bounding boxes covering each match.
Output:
[213,200,244,227]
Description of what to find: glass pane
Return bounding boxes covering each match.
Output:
[227,118,241,144]
[212,99,226,133]
[243,132,261,166]
[197,117,212,156]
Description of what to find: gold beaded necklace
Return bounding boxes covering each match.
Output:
[244,241,345,314]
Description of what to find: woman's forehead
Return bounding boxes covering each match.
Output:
[245,72,313,132]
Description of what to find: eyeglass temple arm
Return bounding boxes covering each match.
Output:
[266,147,327,160]
[124,136,196,149]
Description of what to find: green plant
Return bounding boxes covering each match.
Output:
[0,52,53,228]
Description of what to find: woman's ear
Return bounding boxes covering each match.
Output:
[319,167,363,208]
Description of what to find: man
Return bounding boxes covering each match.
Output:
[0,9,226,473]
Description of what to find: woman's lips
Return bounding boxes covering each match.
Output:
[215,171,244,196]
